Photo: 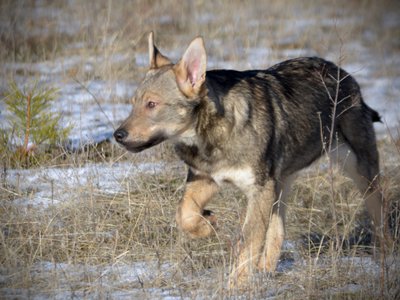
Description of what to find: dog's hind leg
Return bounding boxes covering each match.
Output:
[333,111,390,246]
[329,140,392,250]
[257,174,296,272]
[176,170,219,238]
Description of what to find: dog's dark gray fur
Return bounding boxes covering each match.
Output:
[114,32,387,286]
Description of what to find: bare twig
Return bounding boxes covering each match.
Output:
[72,78,116,131]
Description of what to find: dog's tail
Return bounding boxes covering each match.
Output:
[364,102,382,123]
[371,108,382,123]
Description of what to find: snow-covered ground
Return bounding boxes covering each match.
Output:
[6,162,166,208]
[0,260,183,299]
[1,1,399,299]
[0,250,389,299]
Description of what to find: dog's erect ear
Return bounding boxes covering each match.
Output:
[148,31,172,69]
[174,37,207,97]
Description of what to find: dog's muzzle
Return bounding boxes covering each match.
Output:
[113,128,166,153]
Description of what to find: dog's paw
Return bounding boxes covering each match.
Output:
[203,209,217,228]
[177,209,217,238]
[228,267,251,291]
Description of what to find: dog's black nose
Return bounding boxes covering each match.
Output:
[114,128,128,143]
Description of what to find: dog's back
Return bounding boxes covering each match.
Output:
[185,57,379,179]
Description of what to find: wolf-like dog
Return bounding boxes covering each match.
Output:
[114,32,387,286]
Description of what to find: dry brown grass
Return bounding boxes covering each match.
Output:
[1,139,399,298]
[1,0,399,298]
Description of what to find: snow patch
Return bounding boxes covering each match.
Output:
[1,260,183,300]
[6,162,165,208]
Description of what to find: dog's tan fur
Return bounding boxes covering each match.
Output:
[114,32,390,287]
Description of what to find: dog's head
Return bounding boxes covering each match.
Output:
[114,32,207,152]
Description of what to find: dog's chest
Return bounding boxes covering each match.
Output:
[211,166,256,192]
[175,142,257,192]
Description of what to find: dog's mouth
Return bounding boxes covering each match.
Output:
[121,134,167,153]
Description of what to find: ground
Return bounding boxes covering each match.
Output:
[0,0,399,299]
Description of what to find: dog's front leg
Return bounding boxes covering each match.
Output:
[176,171,219,238]
[229,180,277,287]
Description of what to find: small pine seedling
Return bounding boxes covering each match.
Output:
[1,80,71,163]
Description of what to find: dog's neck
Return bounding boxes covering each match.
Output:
[205,79,225,117]
[173,82,234,170]
[178,80,232,143]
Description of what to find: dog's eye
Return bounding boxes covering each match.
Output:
[146,101,157,109]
